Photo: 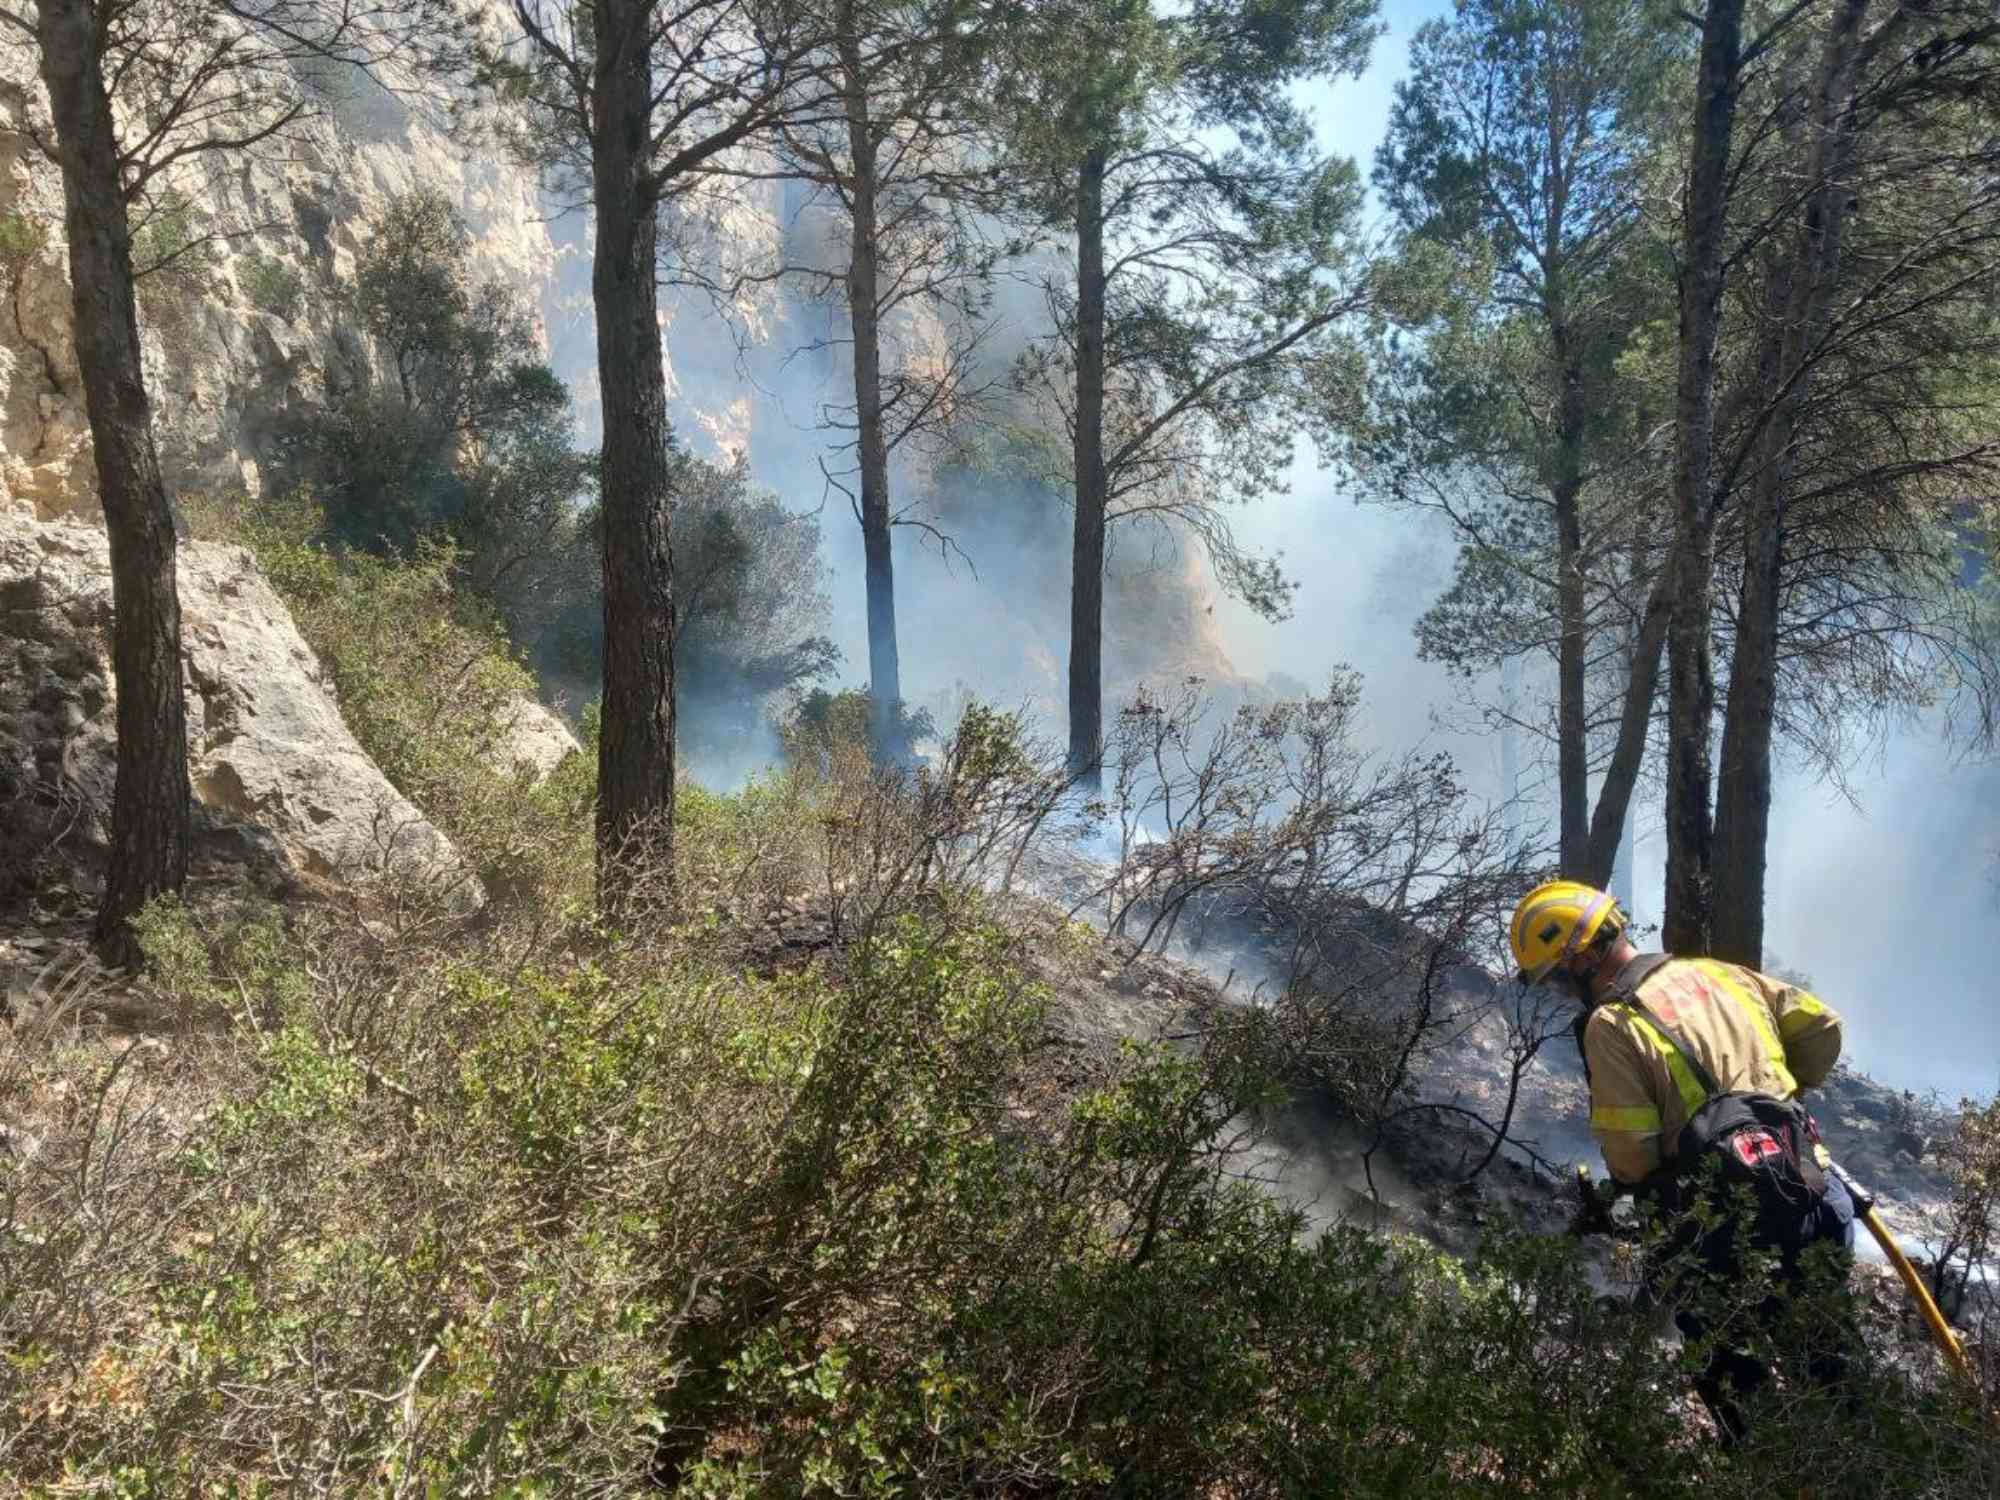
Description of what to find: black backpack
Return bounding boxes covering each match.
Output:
[1580,955,1828,1213]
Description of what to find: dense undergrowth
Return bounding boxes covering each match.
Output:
[4,891,1991,1496]
[2,518,1995,1495]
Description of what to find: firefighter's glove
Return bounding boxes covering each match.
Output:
[1568,1166,1620,1237]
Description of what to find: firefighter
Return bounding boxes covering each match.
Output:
[1510,880,1862,1444]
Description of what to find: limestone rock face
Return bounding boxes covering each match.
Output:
[0,59,562,522]
[0,514,474,899]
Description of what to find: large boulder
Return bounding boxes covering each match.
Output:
[489,696,581,783]
[0,514,474,903]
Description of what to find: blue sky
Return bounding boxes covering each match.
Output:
[1209,0,2000,1100]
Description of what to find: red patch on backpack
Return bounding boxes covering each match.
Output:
[1731,1130,1784,1168]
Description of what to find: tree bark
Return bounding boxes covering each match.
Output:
[591,0,677,913]
[39,0,191,958]
[840,21,902,760]
[1539,82,1592,881]
[1712,0,1870,966]
[1551,322,1590,877]
[1583,564,1673,885]
[1067,143,1109,785]
[1663,0,1746,955]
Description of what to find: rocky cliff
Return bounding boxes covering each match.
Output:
[0,50,585,914]
[0,58,562,521]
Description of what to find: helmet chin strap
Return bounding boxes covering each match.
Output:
[1572,932,1626,1003]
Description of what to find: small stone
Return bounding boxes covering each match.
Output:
[0,1122,43,1162]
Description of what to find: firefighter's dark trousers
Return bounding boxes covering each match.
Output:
[1657,1170,1861,1445]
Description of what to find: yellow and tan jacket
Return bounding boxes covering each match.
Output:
[1582,956,1843,1184]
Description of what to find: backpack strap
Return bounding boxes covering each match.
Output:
[1572,952,1678,1085]
[1620,989,1723,1102]
[1602,952,1678,1010]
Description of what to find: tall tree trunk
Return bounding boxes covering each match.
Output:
[1542,98,1591,880]
[1611,737,1636,913]
[591,0,677,913]
[1500,653,1522,849]
[840,26,901,760]
[1583,565,1672,884]
[1712,0,1871,966]
[1551,320,1589,876]
[1067,143,1109,785]
[1663,0,1746,954]
[40,0,191,959]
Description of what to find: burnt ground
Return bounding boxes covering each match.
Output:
[995,890,1989,1342]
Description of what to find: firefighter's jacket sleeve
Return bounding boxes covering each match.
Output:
[1580,957,1845,1186]
[1580,1012,1665,1184]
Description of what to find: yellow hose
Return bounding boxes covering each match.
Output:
[1811,1149,1986,1413]
[1858,1206,1978,1390]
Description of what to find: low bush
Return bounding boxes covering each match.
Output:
[8,527,1991,1491]
[240,253,305,321]
[3,877,1992,1496]
[0,211,48,272]
[778,686,935,770]
[129,189,216,332]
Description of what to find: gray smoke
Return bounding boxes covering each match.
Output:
[541,0,1996,1102]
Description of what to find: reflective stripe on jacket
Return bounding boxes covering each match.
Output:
[1583,956,1843,1184]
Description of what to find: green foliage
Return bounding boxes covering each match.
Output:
[0,211,48,272]
[1928,1088,2000,1326]
[240,252,305,321]
[1364,0,1675,516]
[778,686,935,768]
[995,0,1381,623]
[352,188,476,387]
[273,194,834,760]
[4,822,1995,1492]
[126,895,313,1024]
[1348,0,1684,841]
[515,452,841,769]
[128,189,216,322]
[607,455,839,771]
[277,190,588,571]
[196,479,841,923]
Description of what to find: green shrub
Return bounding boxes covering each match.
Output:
[8,504,1990,1491]
[2,889,1994,1496]
[779,685,934,769]
[675,767,825,914]
[212,492,857,936]
[129,190,215,328]
[0,211,47,271]
[240,252,304,321]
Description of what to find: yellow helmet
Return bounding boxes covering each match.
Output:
[1510,880,1624,984]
